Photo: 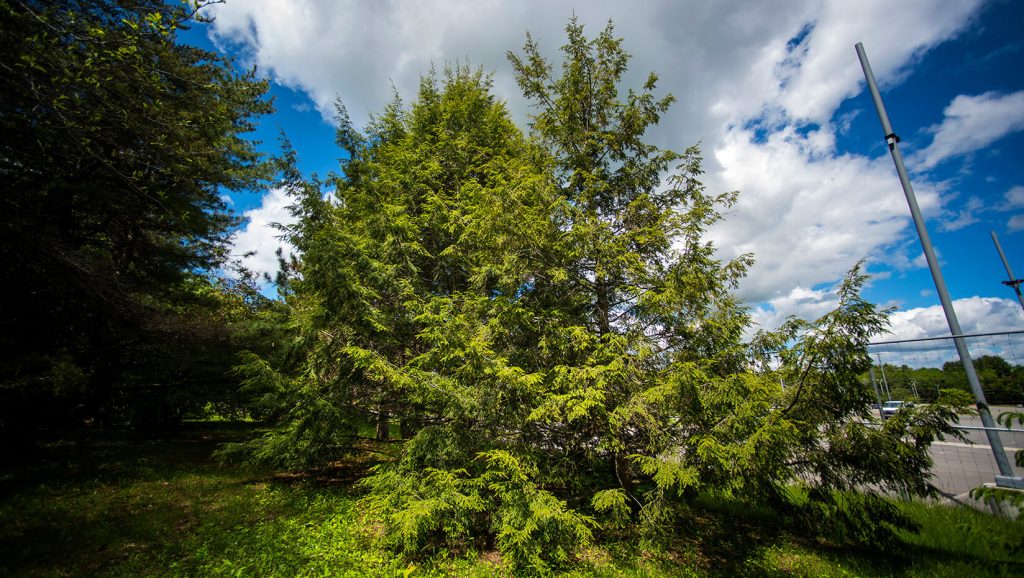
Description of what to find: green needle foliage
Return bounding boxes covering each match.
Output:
[235,19,970,575]
[0,0,274,434]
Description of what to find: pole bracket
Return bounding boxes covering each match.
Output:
[995,476,1024,490]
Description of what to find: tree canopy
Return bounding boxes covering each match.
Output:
[231,20,969,574]
[0,0,274,434]
[872,354,1024,405]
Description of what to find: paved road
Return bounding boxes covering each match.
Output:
[861,405,1024,495]
[930,442,1023,496]
[930,405,1023,496]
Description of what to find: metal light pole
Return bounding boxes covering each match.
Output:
[878,358,892,400]
[991,231,1024,313]
[869,367,887,422]
[855,43,1014,478]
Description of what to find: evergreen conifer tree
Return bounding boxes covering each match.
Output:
[240,21,970,573]
[0,0,273,433]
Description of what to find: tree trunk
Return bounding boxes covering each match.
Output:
[375,409,390,441]
[614,452,640,514]
[596,275,611,336]
[400,414,417,439]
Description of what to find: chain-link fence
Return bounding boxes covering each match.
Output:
[868,330,1024,498]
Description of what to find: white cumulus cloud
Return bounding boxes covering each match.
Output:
[749,285,839,335]
[1009,214,1024,232]
[912,91,1024,171]
[1004,186,1024,232]
[230,187,297,284]
[883,296,1024,341]
[705,124,942,303]
[1005,185,1024,208]
[870,297,1024,368]
[205,0,989,319]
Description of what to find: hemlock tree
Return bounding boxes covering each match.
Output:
[0,0,272,433]
[239,21,968,574]
[227,66,560,468]
[358,22,769,571]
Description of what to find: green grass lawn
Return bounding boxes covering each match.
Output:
[1,423,1021,577]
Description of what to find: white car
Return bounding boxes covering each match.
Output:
[881,400,912,417]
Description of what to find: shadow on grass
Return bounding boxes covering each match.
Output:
[1,422,264,492]
[0,422,275,576]
[3,424,1022,577]
[0,422,401,577]
[597,493,1024,577]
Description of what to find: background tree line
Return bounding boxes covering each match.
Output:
[0,0,284,438]
[871,354,1024,405]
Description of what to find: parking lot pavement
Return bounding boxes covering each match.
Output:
[930,441,1024,496]
[930,406,1024,496]
[861,405,1024,496]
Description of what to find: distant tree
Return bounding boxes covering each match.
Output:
[973,355,1023,404]
[913,366,949,402]
[937,388,975,409]
[0,0,272,434]
[942,355,1023,405]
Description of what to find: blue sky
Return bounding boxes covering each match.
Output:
[183,0,1024,341]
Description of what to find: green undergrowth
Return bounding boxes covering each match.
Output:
[1,423,1021,577]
